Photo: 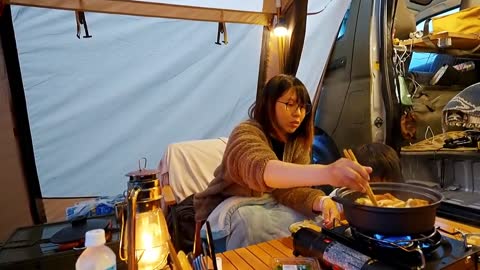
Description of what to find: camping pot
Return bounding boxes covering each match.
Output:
[116,158,170,270]
[332,182,444,235]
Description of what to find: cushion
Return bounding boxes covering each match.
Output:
[158,137,228,202]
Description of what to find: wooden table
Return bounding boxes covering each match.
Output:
[216,237,294,270]
[216,218,479,269]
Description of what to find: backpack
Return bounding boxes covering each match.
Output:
[167,194,196,253]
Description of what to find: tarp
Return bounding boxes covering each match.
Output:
[11,0,349,197]
[297,0,351,97]
[13,7,262,197]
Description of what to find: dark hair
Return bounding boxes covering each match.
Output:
[248,74,313,150]
[353,143,403,182]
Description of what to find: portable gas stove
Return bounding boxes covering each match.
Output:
[292,225,479,270]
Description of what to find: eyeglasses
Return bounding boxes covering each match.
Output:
[277,101,312,114]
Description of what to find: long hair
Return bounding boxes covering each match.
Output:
[248,74,314,150]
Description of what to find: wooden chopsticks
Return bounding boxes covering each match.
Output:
[343,149,378,206]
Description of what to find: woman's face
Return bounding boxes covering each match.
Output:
[274,88,307,141]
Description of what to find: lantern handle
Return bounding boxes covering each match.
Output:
[138,157,147,171]
[127,187,141,270]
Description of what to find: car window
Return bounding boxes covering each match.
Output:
[415,7,459,33]
[336,8,350,40]
[408,7,459,72]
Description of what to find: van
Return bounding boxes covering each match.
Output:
[315,0,480,226]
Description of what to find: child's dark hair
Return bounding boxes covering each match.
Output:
[353,143,403,182]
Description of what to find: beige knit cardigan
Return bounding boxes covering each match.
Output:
[193,120,325,222]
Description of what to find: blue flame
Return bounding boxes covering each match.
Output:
[374,234,412,246]
[420,242,432,249]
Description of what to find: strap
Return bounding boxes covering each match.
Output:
[421,17,438,49]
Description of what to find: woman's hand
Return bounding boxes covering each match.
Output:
[327,158,372,192]
[313,196,341,229]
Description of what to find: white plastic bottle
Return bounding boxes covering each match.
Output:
[76,229,117,270]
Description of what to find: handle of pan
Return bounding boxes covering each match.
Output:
[331,195,356,207]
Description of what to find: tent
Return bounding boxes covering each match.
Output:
[0,0,350,240]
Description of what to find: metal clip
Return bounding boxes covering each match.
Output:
[75,11,92,39]
[215,22,228,45]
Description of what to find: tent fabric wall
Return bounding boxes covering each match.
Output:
[297,0,352,97]
[8,0,352,199]
[13,7,263,197]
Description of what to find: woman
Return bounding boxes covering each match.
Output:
[194,74,372,229]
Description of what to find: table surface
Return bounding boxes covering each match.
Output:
[216,237,294,270]
[216,217,480,270]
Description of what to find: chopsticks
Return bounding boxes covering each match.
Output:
[204,221,218,270]
[189,221,219,270]
[343,149,378,206]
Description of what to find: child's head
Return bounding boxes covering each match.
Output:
[353,143,403,183]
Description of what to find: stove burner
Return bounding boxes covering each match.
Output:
[352,227,442,253]
[350,227,445,269]
[373,234,414,248]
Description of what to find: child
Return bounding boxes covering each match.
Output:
[319,142,403,227]
[353,142,403,183]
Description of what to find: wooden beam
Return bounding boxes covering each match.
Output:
[7,0,274,26]
[262,0,295,14]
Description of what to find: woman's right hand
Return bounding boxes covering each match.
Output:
[327,158,372,192]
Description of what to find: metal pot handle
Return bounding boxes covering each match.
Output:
[331,195,355,206]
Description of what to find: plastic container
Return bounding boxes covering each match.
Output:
[76,229,117,270]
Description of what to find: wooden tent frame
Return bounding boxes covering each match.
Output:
[5,0,295,26]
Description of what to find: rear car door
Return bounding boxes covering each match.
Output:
[313,0,399,151]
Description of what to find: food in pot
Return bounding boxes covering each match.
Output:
[355,192,429,208]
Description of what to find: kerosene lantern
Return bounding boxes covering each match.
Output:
[116,158,170,270]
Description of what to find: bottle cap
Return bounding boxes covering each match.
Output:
[85,229,106,247]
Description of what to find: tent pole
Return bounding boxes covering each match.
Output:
[0,5,46,224]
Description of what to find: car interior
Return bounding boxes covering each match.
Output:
[393,0,480,142]
[394,0,480,227]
